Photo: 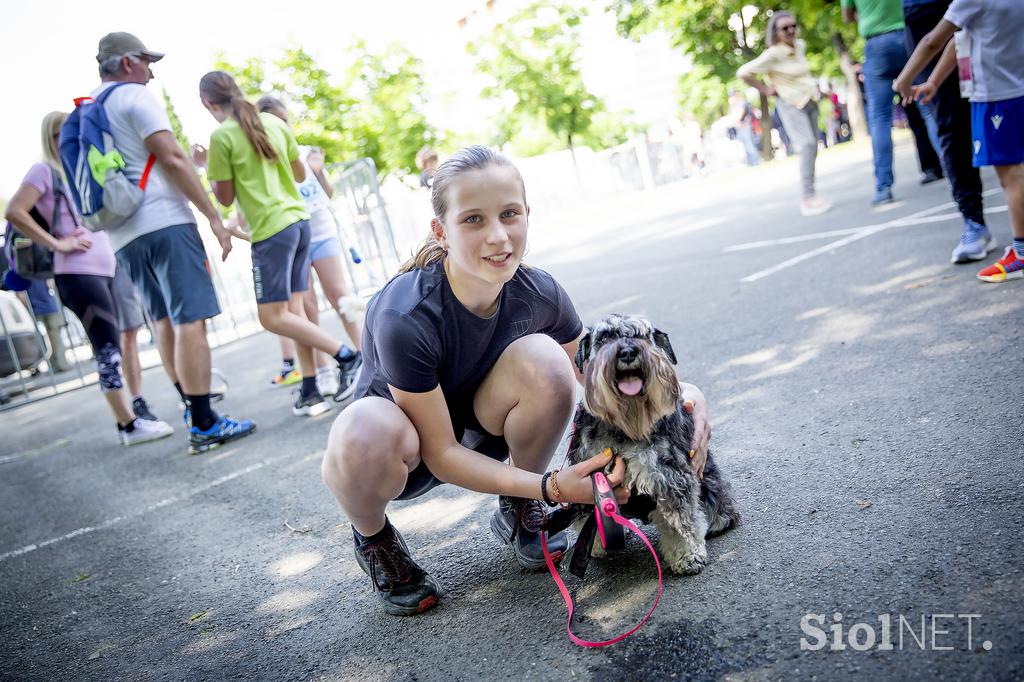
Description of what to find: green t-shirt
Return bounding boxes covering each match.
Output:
[207,112,310,243]
[841,0,904,38]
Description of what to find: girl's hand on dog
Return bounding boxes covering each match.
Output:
[681,383,711,479]
[558,449,631,504]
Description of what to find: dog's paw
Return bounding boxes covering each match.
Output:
[671,553,708,575]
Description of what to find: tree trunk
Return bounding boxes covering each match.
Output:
[833,32,868,140]
[757,90,774,161]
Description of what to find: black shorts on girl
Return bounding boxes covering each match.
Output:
[355,260,583,500]
[251,220,311,303]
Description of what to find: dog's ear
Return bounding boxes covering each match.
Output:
[653,328,677,365]
[574,329,592,373]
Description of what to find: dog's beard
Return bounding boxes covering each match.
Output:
[583,342,680,441]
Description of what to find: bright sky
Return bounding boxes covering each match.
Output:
[0,0,481,198]
[0,0,685,199]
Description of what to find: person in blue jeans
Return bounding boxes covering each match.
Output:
[843,0,941,205]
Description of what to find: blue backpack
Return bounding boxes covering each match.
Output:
[59,82,155,232]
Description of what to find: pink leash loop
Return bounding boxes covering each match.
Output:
[542,511,663,647]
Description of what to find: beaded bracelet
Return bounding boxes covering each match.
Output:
[541,471,556,506]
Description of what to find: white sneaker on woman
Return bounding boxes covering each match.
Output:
[800,196,833,217]
[120,418,174,446]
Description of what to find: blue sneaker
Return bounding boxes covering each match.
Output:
[188,416,256,455]
[951,219,997,264]
[871,188,894,205]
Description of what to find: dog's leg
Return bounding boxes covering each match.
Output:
[701,454,742,538]
[652,494,709,575]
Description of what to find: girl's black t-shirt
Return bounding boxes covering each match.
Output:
[355,260,582,411]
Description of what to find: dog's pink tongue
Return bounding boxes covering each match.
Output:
[618,377,643,396]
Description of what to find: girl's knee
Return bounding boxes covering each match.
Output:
[515,335,576,402]
[322,401,415,485]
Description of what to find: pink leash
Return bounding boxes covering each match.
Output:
[541,474,664,647]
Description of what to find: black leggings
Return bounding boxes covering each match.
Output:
[54,273,123,392]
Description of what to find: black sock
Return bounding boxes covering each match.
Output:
[300,376,319,400]
[186,394,218,431]
[354,519,390,546]
[282,357,295,370]
[117,419,137,432]
[173,382,186,402]
[333,345,355,365]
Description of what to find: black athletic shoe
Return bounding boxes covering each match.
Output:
[491,495,568,570]
[132,396,159,422]
[332,351,363,403]
[354,520,440,616]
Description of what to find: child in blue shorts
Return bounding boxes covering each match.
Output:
[894,0,1024,282]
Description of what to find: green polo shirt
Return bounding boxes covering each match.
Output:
[841,0,905,38]
[207,112,310,243]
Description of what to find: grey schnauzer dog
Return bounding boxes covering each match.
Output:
[567,313,741,574]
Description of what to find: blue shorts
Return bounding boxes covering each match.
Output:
[251,220,311,304]
[971,95,1024,167]
[308,233,342,263]
[116,224,221,325]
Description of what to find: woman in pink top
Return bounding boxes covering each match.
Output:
[4,112,173,445]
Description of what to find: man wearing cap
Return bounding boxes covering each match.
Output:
[92,31,255,452]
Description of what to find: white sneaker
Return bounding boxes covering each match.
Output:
[800,196,833,217]
[316,367,339,397]
[120,418,174,446]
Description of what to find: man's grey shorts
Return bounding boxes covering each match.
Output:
[116,224,221,325]
[251,220,311,304]
[111,263,146,332]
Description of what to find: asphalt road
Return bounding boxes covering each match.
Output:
[2,137,1022,681]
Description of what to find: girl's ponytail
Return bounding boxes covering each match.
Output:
[199,71,277,161]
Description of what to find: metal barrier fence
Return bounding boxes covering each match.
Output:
[0,158,398,411]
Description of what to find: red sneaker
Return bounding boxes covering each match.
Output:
[977,247,1024,283]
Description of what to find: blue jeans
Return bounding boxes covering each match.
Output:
[863,29,939,192]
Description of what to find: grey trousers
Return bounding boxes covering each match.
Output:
[776,98,820,198]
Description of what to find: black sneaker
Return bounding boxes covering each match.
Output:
[490,495,568,570]
[132,396,159,422]
[292,392,331,417]
[354,520,441,616]
[332,351,363,403]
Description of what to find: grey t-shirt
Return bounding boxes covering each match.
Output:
[945,0,1024,102]
[356,260,583,420]
[90,82,197,250]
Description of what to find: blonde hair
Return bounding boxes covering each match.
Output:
[41,111,67,174]
[398,145,526,273]
[200,71,278,161]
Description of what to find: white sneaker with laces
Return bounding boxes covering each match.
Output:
[120,418,174,446]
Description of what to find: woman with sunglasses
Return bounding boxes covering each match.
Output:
[738,11,833,217]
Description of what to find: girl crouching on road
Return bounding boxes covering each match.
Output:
[320,145,713,615]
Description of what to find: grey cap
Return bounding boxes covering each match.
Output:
[96,32,165,63]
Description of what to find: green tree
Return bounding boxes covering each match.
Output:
[470,2,614,166]
[162,88,191,154]
[613,0,864,155]
[216,43,439,179]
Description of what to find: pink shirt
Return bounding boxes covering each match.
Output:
[21,163,116,278]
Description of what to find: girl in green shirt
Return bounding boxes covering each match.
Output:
[198,71,362,416]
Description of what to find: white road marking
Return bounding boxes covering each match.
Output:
[0,450,323,564]
[725,205,1008,253]
[738,190,1005,283]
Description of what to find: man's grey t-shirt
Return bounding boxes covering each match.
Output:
[355,261,583,421]
[90,82,196,251]
[945,0,1024,102]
